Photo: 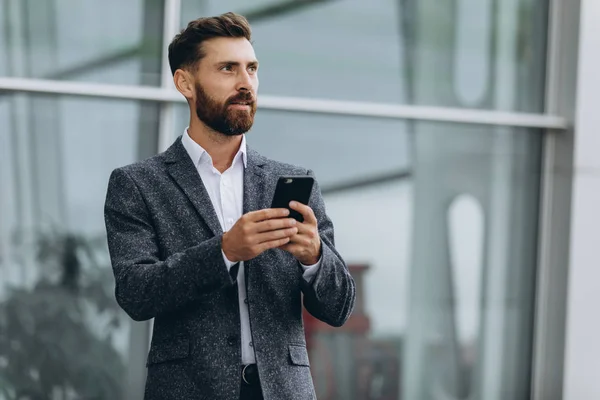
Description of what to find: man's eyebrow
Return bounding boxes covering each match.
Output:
[215,60,259,67]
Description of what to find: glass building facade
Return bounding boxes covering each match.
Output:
[1,0,594,399]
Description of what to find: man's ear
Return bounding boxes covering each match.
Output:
[173,69,194,100]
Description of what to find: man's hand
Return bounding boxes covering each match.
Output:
[222,208,298,262]
[279,201,321,265]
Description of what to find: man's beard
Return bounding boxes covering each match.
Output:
[194,82,257,136]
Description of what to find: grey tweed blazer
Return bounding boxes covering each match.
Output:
[104,136,356,400]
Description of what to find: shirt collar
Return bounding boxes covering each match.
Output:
[182,128,247,169]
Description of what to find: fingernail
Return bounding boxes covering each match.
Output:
[289,201,297,207]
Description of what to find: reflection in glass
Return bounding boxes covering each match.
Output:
[448,195,484,354]
[0,95,158,399]
[405,122,542,400]
[401,0,548,112]
[454,0,493,106]
[0,0,165,86]
[447,194,485,399]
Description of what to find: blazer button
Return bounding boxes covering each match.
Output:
[227,335,237,346]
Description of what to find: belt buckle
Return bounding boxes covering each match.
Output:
[242,364,251,385]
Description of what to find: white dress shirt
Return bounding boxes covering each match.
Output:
[181,130,321,364]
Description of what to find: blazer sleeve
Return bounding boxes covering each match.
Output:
[104,167,234,321]
[300,170,356,327]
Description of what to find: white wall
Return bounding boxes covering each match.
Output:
[562,0,600,398]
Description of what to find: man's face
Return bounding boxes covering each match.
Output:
[193,37,259,136]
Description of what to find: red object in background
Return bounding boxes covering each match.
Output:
[303,264,371,351]
[303,264,401,400]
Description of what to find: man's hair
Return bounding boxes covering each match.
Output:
[168,12,252,75]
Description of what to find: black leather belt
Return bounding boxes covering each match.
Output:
[241,364,260,386]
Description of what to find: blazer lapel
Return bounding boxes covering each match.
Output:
[243,147,271,214]
[163,137,223,237]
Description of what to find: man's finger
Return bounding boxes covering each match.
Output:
[287,224,308,237]
[255,217,297,234]
[289,202,317,225]
[256,227,298,244]
[247,208,290,222]
[287,234,311,246]
[259,236,291,253]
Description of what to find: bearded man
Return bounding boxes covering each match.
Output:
[103,11,355,400]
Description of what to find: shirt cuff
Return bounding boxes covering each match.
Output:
[222,249,237,271]
[300,257,322,282]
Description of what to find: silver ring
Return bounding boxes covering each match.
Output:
[242,364,250,384]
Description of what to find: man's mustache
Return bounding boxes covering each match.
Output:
[227,92,255,105]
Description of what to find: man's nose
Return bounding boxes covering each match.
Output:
[236,71,253,92]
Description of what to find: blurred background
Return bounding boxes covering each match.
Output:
[1,0,598,399]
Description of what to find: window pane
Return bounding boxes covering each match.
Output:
[180,0,548,111]
[0,94,158,399]
[404,122,542,400]
[0,0,164,86]
[169,107,541,400]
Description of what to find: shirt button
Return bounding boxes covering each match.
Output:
[244,298,249,305]
[249,342,253,347]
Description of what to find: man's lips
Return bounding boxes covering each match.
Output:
[228,100,253,109]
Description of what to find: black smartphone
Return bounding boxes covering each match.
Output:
[270,176,315,222]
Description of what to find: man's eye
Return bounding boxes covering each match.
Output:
[221,65,233,71]
[248,66,257,72]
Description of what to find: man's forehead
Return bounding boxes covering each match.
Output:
[202,37,257,63]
